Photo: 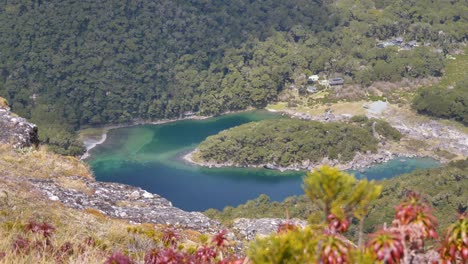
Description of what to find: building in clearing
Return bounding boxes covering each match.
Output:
[329,77,344,86]
[308,75,319,83]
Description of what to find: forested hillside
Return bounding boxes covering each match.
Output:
[412,51,468,125]
[0,0,466,154]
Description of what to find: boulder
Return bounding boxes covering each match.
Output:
[0,104,39,148]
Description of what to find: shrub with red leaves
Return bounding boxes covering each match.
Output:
[144,248,186,264]
[162,228,179,248]
[196,246,217,263]
[0,252,6,260]
[439,213,468,263]
[394,192,438,241]
[212,230,228,247]
[367,229,405,264]
[59,242,74,256]
[12,236,30,253]
[317,234,350,264]
[327,214,350,233]
[104,252,134,264]
[24,221,55,238]
[277,222,298,234]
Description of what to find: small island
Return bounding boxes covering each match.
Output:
[186,117,404,171]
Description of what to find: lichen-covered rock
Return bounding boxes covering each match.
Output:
[0,104,39,148]
[28,176,222,233]
[232,218,308,241]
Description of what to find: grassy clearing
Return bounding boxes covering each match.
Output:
[295,101,368,116]
[438,49,468,88]
[0,145,93,180]
[265,102,287,111]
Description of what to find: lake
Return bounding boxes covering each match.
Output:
[87,111,440,211]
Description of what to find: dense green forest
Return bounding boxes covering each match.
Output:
[205,159,468,237]
[194,118,401,167]
[1,0,466,154]
[413,77,468,125]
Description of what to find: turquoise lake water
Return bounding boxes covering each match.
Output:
[88,111,440,211]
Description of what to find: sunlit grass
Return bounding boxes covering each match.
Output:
[0,144,93,180]
[438,49,468,88]
[265,102,287,111]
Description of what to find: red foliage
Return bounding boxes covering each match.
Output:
[327,214,350,233]
[196,246,217,263]
[0,252,6,260]
[212,230,228,247]
[394,192,438,245]
[144,248,188,264]
[367,230,405,264]
[162,228,179,248]
[24,221,55,238]
[439,213,468,263]
[104,251,134,264]
[318,234,350,264]
[59,242,74,256]
[12,236,30,253]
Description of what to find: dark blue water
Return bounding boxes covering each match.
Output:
[88,111,440,211]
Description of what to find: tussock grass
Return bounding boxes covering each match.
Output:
[0,144,222,263]
[0,176,210,264]
[0,97,8,108]
[0,145,92,180]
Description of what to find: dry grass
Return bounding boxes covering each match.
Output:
[0,175,212,264]
[0,97,8,108]
[295,101,368,116]
[0,143,225,263]
[0,145,93,180]
[0,177,147,263]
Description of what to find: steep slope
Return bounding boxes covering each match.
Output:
[2,0,466,154]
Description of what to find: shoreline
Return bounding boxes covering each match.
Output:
[183,148,441,172]
[79,108,256,160]
[80,115,212,160]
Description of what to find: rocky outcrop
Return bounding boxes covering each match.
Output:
[232,218,308,241]
[0,104,39,148]
[27,176,222,233]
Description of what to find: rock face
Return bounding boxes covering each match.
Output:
[28,176,222,233]
[232,218,308,241]
[0,104,39,148]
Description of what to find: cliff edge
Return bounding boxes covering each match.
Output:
[0,98,39,148]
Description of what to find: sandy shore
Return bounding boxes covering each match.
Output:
[81,133,108,160]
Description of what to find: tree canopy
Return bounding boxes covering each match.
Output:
[1,0,465,153]
[194,118,401,167]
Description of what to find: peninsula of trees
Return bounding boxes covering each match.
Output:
[192,117,402,168]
